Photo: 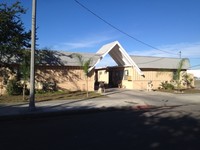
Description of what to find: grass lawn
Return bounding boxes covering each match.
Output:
[0,91,102,104]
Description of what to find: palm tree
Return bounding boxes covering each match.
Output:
[173,58,187,89]
[73,54,92,97]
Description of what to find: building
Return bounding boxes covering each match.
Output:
[94,41,190,90]
[0,41,191,95]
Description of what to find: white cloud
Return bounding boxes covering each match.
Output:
[62,37,110,49]
[53,31,118,51]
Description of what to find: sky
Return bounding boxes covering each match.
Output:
[2,0,200,73]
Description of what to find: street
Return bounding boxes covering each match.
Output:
[1,108,200,150]
[0,89,200,150]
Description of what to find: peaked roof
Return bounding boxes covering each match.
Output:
[56,51,100,66]
[91,41,144,75]
[131,55,190,69]
[37,41,190,74]
[36,51,100,67]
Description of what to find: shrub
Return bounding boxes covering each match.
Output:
[42,81,57,92]
[6,79,22,95]
[160,81,174,90]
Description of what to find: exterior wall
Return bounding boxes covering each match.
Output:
[36,66,95,91]
[121,67,134,89]
[0,66,95,95]
[96,67,134,89]
[132,69,174,90]
[0,68,15,95]
[0,77,6,95]
[1,65,194,94]
[96,67,174,90]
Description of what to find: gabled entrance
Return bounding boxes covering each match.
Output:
[91,41,144,90]
[89,41,143,76]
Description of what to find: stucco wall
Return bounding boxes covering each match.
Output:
[95,67,175,90]
[121,67,134,89]
[132,69,174,90]
[0,66,95,95]
[115,67,174,90]
[36,66,95,91]
[0,77,6,95]
[0,68,15,95]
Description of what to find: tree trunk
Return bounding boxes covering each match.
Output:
[23,83,25,101]
[86,76,89,97]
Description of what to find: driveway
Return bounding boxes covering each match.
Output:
[0,88,200,118]
[103,88,200,118]
[105,88,200,106]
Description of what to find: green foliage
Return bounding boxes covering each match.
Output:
[182,73,193,88]
[42,81,57,92]
[6,79,22,95]
[160,81,174,90]
[20,50,30,80]
[73,53,93,97]
[0,1,31,70]
[35,48,64,66]
[173,59,186,80]
[73,53,93,76]
[0,1,31,98]
[173,58,188,89]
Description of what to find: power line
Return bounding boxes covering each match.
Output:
[189,58,200,59]
[188,64,200,69]
[74,0,179,56]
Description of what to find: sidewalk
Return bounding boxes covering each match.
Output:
[3,88,197,120]
[0,89,147,119]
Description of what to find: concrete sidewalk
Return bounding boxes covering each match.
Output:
[0,89,147,119]
[1,88,199,119]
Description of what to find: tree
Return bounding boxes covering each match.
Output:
[73,54,92,97]
[35,48,64,66]
[20,50,30,100]
[0,1,31,97]
[173,58,187,89]
[0,1,31,70]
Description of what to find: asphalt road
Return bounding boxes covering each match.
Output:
[1,107,200,150]
[0,89,200,150]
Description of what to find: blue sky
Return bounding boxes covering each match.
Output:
[2,0,200,69]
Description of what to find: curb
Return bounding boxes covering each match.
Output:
[0,105,156,121]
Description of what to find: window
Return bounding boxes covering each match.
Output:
[124,70,129,80]
[124,70,129,76]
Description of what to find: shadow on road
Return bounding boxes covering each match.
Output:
[0,106,200,150]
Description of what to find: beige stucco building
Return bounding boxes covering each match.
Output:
[95,41,190,90]
[0,41,191,95]
[96,66,182,90]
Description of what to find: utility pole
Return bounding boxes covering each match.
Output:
[29,0,37,111]
[179,51,181,59]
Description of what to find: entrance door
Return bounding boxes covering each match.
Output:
[109,69,124,88]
